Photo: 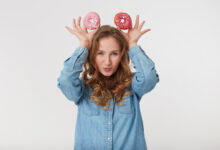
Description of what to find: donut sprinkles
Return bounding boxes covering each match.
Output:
[114,12,132,30]
[83,11,100,30]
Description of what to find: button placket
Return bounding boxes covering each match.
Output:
[105,98,114,150]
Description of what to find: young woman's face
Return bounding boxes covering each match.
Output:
[95,36,121,77]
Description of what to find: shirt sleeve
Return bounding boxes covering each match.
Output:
[57,46,88,105]
[129,45,159,100]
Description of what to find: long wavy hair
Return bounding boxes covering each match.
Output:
[82,25,133,110]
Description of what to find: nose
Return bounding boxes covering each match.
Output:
[105,55,111,65]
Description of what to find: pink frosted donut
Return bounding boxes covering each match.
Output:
[83,12,100,30]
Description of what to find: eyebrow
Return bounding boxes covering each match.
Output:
[98,50,120,52]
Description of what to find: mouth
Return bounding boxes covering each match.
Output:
[104,68,111,72]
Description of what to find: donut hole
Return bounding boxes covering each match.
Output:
[89,18,98,24]
[89,19,94,23]
[121,19,125,23]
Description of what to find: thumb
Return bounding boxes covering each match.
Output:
[92,27,99,34]
[116,26,124,34]
[116,26,121,31]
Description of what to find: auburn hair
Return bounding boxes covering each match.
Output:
[82,25,133,110]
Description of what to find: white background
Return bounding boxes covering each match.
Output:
[0,0,219,149]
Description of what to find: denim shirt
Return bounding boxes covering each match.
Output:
[57,45,159,150]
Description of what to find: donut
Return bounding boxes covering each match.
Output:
[114,12,132,30]
[83,11,100,30]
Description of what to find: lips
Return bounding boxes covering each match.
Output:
[104,68,111,72]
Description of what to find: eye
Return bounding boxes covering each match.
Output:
[112,52,118,55]
[97,52,103,55]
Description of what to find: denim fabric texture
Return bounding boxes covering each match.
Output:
[57,45,159,150]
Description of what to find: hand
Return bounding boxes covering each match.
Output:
[117,15,151,48]
[65,16,100,49]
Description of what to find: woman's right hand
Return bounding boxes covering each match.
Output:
[65,16,100,49]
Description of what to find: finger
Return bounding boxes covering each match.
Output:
[91,29,97,35]
[72,18,77,30]
[116,26,124,34]
[116,26,122,33]
[65,26,73,33]
[92,27,99,34]
[128,27,131,32]
[77,16,81,26]
[77,16,83,31]
[118,29,125,35]
[95,24,100,30]
[134,15,139,29]
[97,23,101,29]
[141,28,151,35]
[83,24,88,33]
[138,20,145,30]
[93,23,100,31]
[65,26,76,34]
[116,26,120,30]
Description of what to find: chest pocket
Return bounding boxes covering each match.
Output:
[118,94,134,114]
[80,97,100,116]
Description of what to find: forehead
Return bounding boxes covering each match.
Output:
[98,36,120,52]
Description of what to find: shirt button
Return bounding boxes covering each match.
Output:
[107,137,111,140]
[108,121,112,124]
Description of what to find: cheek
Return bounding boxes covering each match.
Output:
[95,57,102,67]
[113,56,121,67]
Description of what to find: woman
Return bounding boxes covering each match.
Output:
[57,14,159,150]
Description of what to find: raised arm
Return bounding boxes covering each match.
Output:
[129,45,159,100]
[57,46,89,105]
[116,14,159,100]
[57,16,100,105]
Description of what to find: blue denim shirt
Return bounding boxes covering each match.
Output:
[57,45,159,150]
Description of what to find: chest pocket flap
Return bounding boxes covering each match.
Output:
[118,94,134,114]
[80,96,100,116]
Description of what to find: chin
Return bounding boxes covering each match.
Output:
[103,73,112,77]
[101,71,113,77]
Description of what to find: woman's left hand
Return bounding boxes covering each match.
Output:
[117,15,151,48]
